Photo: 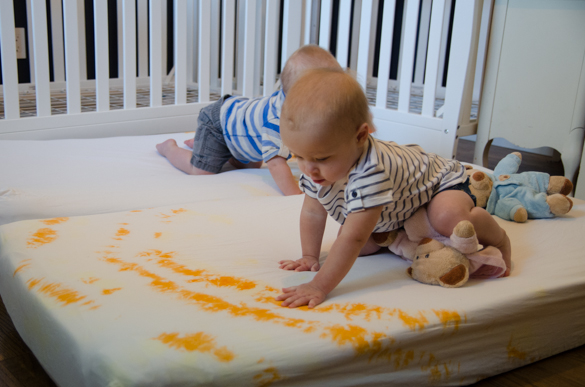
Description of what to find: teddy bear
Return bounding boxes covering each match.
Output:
[374,207,507,288]
[465,152,573,222]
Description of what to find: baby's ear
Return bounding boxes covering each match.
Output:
[356,123,370,144]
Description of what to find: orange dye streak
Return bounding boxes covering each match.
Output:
[26,278,94,307]
[116,228,130,237]
[155,332,234,362]
[433,309,465,332]
[138,249,256,291]
[13,261,32,277]
[82,277,99,284]
[27,228,57,248]
[41,217,69,225]
[102,288,122,295]
[154,232,162,238]
[507,336,527,360]
[397,309,428,331]
[253,367,283,387]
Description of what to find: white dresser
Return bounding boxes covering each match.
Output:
[474,0,585,195]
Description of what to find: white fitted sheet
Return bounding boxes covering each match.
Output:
[0,133,299,226]
[1,194,584,387]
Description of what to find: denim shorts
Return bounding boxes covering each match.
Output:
[440,177,477,206]
[190,95,233,173]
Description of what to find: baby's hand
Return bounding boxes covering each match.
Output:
[276,283,326,308]
[278,256,320,271]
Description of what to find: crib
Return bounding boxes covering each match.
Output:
[0,0,490,159]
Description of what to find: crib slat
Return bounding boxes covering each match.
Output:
[263,0,279,96]
[117,0,124,80]
[150,0,163,107]
[336,0,352,68]
[375,0,396,109]
[63,0,82,114]
[397,0,420,113]
[210,1,220,90]
[421,0,446,117]
[94,0,110,112]
[138,0,148,78]
[174,0,187,105]
[303,0,312,45]
[31,0,51,117]
[348,0,362,71]
[221,0,235,96]
[356,0,373,90]
[50,0,65,82]
[242,0,258,97]
[25,0,35,84]
[281,0,302,70]
[199,0,211,102]
[413,0,432,87]
[77,0,87,81]
[0,0,20,119]
[123,0,136,109]
[319,0,333,50]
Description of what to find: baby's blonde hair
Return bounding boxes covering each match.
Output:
[281,68,374,136]
[280,45,341,94]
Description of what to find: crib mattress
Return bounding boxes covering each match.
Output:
[0,133,299,226]
[1,194,584,387]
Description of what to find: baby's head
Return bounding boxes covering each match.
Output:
[280,45,341,94]
[281,68,374,186]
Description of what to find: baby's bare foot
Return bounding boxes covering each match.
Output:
[184,138,194,148]
[156,139,178,156]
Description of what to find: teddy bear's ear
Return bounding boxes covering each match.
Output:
[438,264,469,288]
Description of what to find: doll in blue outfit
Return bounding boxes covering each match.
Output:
[156,45,341,196]
[477,152,573,222]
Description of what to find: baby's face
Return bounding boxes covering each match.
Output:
[283,124,364,186]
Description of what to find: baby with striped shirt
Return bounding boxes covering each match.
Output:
[276,68,512,308]
[156,45,341,196]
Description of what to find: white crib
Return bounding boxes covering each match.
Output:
[0,0,490,160]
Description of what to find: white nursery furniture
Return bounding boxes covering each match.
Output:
[474,0,585,188]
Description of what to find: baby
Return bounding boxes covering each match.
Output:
[276,68,511,308]
[156,45,341,196]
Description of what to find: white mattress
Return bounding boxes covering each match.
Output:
[0,133,298,226]
[1,193,585,386]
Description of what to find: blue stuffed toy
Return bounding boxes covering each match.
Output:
[465,152,573,222]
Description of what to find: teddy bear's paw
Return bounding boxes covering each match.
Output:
[513,207,528,223]
[453,220,475,238]
[547,176,573,196]
[547,194,573,215]
[373,229,399,247]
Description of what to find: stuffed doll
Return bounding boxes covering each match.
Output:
[375,207,507,288]
[465,152,573,222]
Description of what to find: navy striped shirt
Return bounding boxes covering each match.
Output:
[220,90,290,163]
[300,136,466,232]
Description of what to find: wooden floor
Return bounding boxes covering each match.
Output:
[0,139,583,387]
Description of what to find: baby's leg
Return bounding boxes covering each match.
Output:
[427,190,511,276]
[156,139,214,175]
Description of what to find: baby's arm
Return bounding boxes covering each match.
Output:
[266,156,302,196]
[279,195,326,271]
[277,205,383,308]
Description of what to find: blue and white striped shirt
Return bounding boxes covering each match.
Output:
[220,90,290,163]
[300,136,466,232]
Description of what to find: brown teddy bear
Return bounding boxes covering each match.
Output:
[375,207,507,288]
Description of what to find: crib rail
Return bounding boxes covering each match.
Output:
[0,0,490,159]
